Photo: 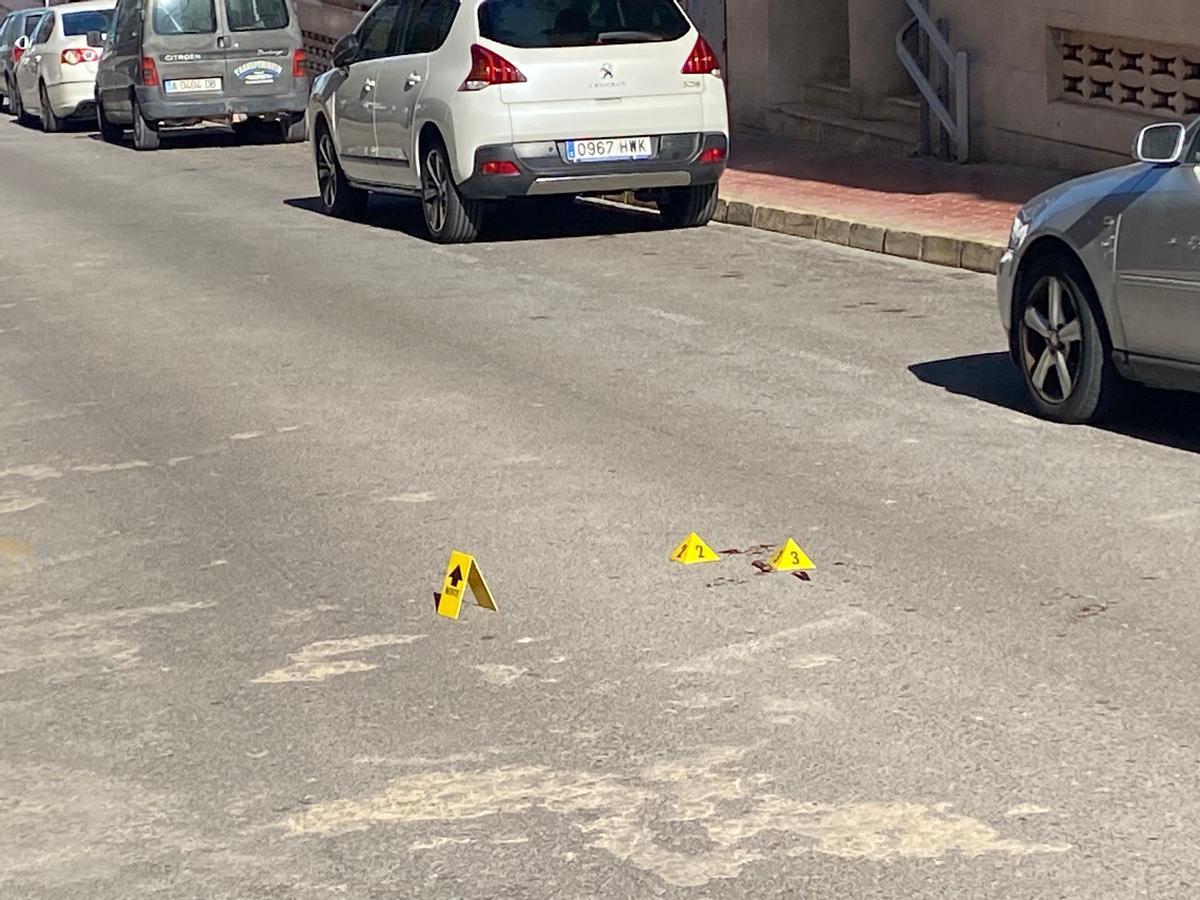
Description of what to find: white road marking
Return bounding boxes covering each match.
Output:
[71,461,151,473]
[230,432,264,441]
[254,633,427,684]
[0,465,62,481]
[475,664,528,687]
[0,493,46,515]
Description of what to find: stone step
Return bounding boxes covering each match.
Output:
[766,102,919,158]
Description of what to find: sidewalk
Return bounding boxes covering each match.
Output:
[617,131,1069,273]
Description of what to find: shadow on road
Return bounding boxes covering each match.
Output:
[284,194,663,243]
[910,352,1200,453]
[83,127,247,150]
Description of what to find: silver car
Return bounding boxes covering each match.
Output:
[999,119,1200,424]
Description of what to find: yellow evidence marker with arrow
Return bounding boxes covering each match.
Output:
[434,550,497,620]
[770,538,815,572]
[670,532,719,565]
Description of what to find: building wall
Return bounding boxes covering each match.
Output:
[931,0,1200,171]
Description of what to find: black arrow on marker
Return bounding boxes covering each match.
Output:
[448,565,463,588]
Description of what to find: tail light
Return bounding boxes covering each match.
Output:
[681,35,721,76]
[481,160,520,176]
[292,48,306,78]
[460,44,525,91]
[140,56,159,87]
[12,46,24,64]
[62,48,101,65]
[698,146,726,164]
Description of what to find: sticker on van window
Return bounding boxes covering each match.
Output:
[233,59,283,84]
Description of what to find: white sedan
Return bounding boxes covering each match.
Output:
[11,0,116,132]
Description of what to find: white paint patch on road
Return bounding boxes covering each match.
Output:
[502,454,541,465]
[410,836,473,851]
[475,664,528,687]
[282,749,1068,887]
[672,609,887,674]
[230,432,264,441]
[275,425,304,433]
[638,306,707,327]
[1146,508,1199,524]
[254,633,426,684]
[379,492,436,504]
[0,493,46,515]
[761,695,843,725]
[793,349,875,378]
[167,456,194,466]
[71,461,151,473]
[789,654,840,670]
[1005,803,1051,817]
[0,465,62,481]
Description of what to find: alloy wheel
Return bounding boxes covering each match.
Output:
[1020,275,1084,404]
[317,132,337,210]
[422,148,449,235]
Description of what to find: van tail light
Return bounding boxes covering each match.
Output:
[460,44,525,91]
[681,35,721,77]
[292,48,306,78]
[140,55,159,86]
[698,146,726,165]
[62,48,100,65]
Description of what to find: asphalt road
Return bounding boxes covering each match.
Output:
[3,119,1200,900]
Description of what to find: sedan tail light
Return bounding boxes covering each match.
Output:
[292,48,306,78]
[681,35,721,77]
[460,44,526,91]
[140,56,159,87]
[12,47,24,64]
[62,48,101,65]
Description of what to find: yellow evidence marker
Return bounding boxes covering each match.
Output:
[671,532,719,565]
[770,538,815,572]
[434,550,498,620]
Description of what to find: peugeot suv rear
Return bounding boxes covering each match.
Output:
[309,0,728,243]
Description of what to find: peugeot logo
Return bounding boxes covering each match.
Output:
[600,63,614,79]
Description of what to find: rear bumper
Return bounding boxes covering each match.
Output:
[457,132,728,200]
[135,85,307,124]
[47,80,96,118]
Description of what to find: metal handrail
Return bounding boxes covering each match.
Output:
[895,0,969,162]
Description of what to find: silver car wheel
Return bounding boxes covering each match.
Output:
[317,132,337,210]
[1020,275,1084,404]
[422,147,449,235]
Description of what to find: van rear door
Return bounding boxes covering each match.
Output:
[146,0,225,102]
[218,0,299,109]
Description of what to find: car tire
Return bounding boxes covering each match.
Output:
[13,84,34,127]
[97,96,122,144]
[132,98,160,151]
[282,114,307,144]
[1015,252,1125,424]
[314,124,367,220]
[39,83,60,133]
[420,137,484,244]
[658,183,718,229]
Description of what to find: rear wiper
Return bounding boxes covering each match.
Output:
[597,30,664,44]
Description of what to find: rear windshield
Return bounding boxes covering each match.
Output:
[225,0,289,32]
[62,10,114,37]
[153,0,217,34]
[478,0,689,48]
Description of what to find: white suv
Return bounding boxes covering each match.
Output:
[308,0,728,243]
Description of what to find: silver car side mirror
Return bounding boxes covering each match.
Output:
[1134,122,1187,165]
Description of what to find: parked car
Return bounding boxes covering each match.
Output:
[0,7,48,114]
[94,0,308,150]
[10,0,115,130]
[999,119,1200,424]
[309,0,729,243]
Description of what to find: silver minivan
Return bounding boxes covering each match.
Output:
[94,0,308,149]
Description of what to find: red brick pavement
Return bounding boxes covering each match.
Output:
[725,132,1068,246]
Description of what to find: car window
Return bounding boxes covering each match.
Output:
[152,0,217,35]
[357,0,407,61]
[225,0,289,32]
[32,13,54,44]
[23,13,47,39]
[399,0,456,54]
[0,16,14,46]
[63,10,115,37]
[478,0,689,48]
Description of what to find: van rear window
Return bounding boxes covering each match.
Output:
[153,0,217,35]
[225,0,289,32]
[478,0,689,48]
[62,10,114,37]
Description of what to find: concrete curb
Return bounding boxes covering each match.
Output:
[603,192,1005,275]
